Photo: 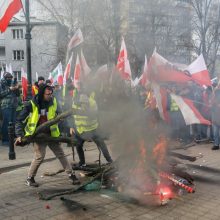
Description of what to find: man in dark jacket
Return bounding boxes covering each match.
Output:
[15,84,79,187]
[0,72,20,145]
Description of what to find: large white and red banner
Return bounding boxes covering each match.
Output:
[0,0,22,33]
[116,37,132,81]
[148,51,192,83]
[185,54,211,86]
[170,93,211,125]
[68,28,84,50]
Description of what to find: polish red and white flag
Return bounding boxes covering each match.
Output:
[170,93,211,125]
[185,54,211,86]
[116,37,132,81]
[152,83,170,123]
[63,53,73,85]
[21,67,28,101]
[0,0,22,33]
[68,28,84,50]
[148,50,192,83]
[73,54,81,89]
[80,50,91,76]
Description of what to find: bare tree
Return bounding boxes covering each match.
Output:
[185,0,220,76]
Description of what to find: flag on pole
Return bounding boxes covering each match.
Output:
[116,37,132,81]
[35,72,38,81]
[51,62,63,85]
[63,53,73,86]
[170,93,211,125]
[148,51,191,83]
[0,0,22,33]
[6,63,12,74]
[184,54,211,86]
[80,50,91,76]
[139,55,148,87]
[9,63,12,74]
[21,67,28,101]
[152,83,170,123]
[68,28,84,50]
[73,54,81,89]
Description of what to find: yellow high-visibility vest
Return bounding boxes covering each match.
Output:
[170,98,179,112]
[72,92,98,134]
[24,98,60,137]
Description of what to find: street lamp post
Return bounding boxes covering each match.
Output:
[25,0,32,99]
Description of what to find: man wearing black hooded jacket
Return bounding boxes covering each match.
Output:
[15,84,79,187]
[0,72,20,145]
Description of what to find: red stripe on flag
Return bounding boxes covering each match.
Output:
[182,98,211,125]
[155,66,192,83]
[191,70,212,86]
[0,0,22,32]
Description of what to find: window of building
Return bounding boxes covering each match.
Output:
[12,29,24,39]
[0,47,5,56]
[13,50,24,61]
[13,71,21,81]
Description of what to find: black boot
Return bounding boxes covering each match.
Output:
[212,146,219,150]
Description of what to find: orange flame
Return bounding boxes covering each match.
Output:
[153,136,168,167]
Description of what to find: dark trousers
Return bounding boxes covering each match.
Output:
[1,108,16,143]
[75,131,112,165]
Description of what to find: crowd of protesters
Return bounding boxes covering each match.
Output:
[141,79,220,150]
[0,69,220,186]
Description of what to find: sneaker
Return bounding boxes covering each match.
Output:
[212,146,219,150]
[25,177,39,187]
[69,174,80,185]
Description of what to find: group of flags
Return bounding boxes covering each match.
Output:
[115,37,212,126]
[0,0,214,126]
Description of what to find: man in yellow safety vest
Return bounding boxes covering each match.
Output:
[15,84,79,187]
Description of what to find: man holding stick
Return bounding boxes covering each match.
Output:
[15,84,80,187]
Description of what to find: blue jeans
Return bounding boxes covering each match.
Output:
[1,108,16,143]
[213,124,220,146]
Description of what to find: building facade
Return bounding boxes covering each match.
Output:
[0,16,61,82]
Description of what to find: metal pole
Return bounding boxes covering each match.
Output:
[8,122,16,160]
[25,0,32,100]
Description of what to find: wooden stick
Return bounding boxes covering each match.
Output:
[38,164,114,200]
[15,134,78,146]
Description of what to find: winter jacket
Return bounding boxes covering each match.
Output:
[0,78,20,109]
[15,95,62,137]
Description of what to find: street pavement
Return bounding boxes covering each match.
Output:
[0,141,220,220]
